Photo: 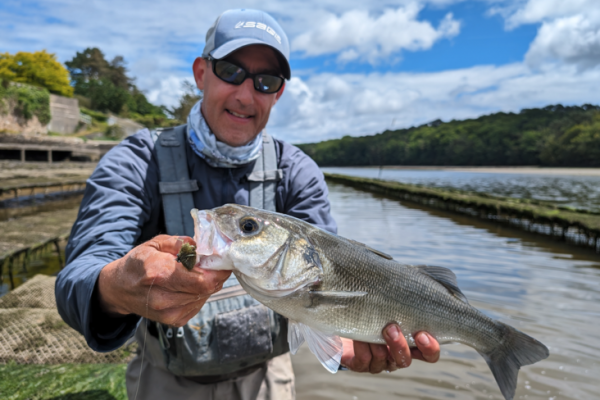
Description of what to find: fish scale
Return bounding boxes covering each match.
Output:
[191,204,549,400]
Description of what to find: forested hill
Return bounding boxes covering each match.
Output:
[297,105,600,167]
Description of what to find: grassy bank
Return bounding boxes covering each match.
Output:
[325,173,600,251]
[0,362,127,400]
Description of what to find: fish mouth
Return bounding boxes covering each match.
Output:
[191,209,234,270]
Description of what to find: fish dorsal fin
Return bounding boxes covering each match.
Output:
[415,265,469,304]
[287,319,342,373]
[348,239,393,260]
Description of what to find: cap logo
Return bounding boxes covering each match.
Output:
[234,21,282,44]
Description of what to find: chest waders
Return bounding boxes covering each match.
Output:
[148,125,289,377]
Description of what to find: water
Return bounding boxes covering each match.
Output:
[292,182,600,400]
[321,167,600,212]
[0,251,65,297]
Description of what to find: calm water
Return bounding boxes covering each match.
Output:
[292,182,600,400]
[321,167,600,212]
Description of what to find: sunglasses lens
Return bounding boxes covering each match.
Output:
[254,75,283,94]
[214,60,245,84]
[212,59,283,93]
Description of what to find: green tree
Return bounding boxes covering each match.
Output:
[169,81,202,122]
[65,47,165,118]
[0,50,73,97]
[298,105,600,167]
[66,48,131,90]
[78,78,130,114]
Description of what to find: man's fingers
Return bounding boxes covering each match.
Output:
[150,234,195,256]
[382,323,412,368]
[368,343,389,374]
[150,248,231,295]
[349,340,372,372]
[413,332,440,363]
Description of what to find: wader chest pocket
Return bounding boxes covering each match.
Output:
[216,304,273,363]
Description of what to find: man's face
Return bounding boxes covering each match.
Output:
[193,45,285,147]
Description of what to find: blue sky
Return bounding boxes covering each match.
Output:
[1,0,599,143]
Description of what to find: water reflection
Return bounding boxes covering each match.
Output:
[322,167,600,212]
[0,251,64,297]
[293,182,600,400]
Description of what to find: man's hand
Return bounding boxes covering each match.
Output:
[97,235,231,327]
[340,324,440,373]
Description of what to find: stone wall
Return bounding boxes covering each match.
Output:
[48,94,80,134]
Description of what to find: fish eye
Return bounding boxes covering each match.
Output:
[239,217,259,234]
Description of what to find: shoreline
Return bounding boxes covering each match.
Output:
[324,173,600,253]
[324,166,600,177]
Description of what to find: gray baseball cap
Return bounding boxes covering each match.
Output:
[202,9,291,80]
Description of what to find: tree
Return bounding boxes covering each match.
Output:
[169,81,202,122]
[66,47,131,90]
[0,50,73,97]
[79,78,130,114]
[65,47,165,117]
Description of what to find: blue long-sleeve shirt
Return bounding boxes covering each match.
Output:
[55,129,336,352]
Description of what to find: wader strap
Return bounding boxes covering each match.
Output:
[247,133,282,212]
[153,125,198,237]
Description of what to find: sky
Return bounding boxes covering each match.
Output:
[1,0,600,143]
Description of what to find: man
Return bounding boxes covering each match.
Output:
[56,8,440,400]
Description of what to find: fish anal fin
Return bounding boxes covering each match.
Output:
[348,239,393,260]
[416,265,469,304]
[290,321,342,373]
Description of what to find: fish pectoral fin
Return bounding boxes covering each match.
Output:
[348,239,394,260]
[415,265,469,304]
[287,319,305,355]
[304,291,368,309]
[288,320,342,374]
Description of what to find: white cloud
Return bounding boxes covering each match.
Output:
[505,0,597,27]
[496,0,600,70]
[267,63,600,143]
[0,0,464,106]
[292,4,460,64]
[525,12,600,69]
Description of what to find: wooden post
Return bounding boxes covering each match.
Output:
[7,256,15,290]
[53,239,64,269]
[20,148,25,162]
[22,249,30,273]
[0,258,4,289]
[48,149,52,163]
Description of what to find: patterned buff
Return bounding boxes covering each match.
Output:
[186,100,263,168]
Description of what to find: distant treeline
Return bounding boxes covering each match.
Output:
[297,105,600,167]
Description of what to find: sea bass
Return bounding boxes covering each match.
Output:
[188,204,549,400]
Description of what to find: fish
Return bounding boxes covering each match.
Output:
[185,204,550,400]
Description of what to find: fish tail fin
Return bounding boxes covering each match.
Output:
[478,322,549,400]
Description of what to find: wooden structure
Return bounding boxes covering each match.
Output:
[0,135,117,163]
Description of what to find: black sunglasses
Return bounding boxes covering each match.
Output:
[207,56,284,94]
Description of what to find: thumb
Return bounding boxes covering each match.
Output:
[149,234,196,256]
